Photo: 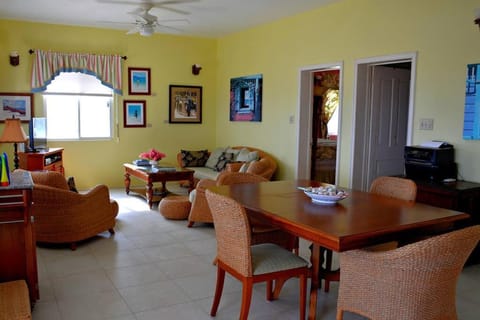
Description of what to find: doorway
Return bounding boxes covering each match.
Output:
[296,63,343,181]
[351,53,417,191]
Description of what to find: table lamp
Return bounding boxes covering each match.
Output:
[0,117,28,170]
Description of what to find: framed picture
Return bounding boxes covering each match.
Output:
[123,100,146,128]
[169,85,202,123]
[230,74,262,122]
[0,93,33,122]
[128,67,151,95]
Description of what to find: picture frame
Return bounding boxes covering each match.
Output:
[123,100,146,128]
[0,93,33,122]
[169,85,202,123]
[230,74,262,122]
[128,67,151,95]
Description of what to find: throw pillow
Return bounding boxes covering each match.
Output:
[205,147,227,169]
[181,149,209,167]
[226,148,241,161]
[236,149,259,162]
[214,152,234,172]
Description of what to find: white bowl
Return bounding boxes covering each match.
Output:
[298,186,348,205]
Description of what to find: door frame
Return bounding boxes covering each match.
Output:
[350,52,417,190]
[296,62,343,180]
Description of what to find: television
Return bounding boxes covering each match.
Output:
[28,117,47,152]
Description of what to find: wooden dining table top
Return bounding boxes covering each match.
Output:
[209,179,471,252]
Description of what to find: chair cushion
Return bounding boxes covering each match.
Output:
[251,243,308,275]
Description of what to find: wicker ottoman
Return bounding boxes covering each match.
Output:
[0,280,31,320]
[159,195,191,220]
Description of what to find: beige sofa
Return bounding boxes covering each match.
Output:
[176,146,277,183]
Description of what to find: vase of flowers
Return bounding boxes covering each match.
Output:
[138,148,166,167]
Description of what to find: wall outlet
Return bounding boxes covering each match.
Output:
[419,118,434,130]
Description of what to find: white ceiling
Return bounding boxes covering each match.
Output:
[0,0,338,38]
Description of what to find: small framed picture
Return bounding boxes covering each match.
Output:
[123,100,146,128]
[0,92,33,122]
[169,85,202,123]
[128,67,151,95]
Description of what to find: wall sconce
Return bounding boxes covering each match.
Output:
[9,51,19,66]
[192,64,202,75]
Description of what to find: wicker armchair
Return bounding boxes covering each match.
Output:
[322,176,417,292]
[189,172,298,251]
[29,170,119,250]
[205,190,309,320]
[336,225,480,320]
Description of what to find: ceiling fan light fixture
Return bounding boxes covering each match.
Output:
[140,25,154,36]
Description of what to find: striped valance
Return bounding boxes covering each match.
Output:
[31,49,124,95]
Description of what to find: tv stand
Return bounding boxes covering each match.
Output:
[18,148,64,175]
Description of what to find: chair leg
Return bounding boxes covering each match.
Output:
[108,228,115,235]
[70,242,77,251]
[187,221,194,228]
[240,279,253,320]
[299,274,307,320]
[210,266,225,316]
[272,278,288,300]
[266,280,273,301]
[336,309,344,320]
[324,248,333,292]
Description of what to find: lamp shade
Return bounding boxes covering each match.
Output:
[0,117,28,143]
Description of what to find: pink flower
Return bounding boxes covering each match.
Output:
[139,148,166,161]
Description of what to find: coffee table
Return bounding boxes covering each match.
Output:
[123,163,194,209]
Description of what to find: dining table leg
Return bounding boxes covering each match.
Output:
[308,244,321,320]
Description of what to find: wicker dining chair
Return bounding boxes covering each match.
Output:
[336,225,480,320]
[205,189,309,320]
[322,176,417,292]
[190,171,298,252]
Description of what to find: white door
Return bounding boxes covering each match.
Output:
[366,66,411,187]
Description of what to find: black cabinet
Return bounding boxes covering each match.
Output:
[414,179,480,263]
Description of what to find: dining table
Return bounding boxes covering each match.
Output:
[209,179,471,320]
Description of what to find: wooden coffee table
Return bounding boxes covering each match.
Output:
[123,163,194,209]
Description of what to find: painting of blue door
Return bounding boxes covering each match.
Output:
[464,63,480,139]
[230,74,262,122]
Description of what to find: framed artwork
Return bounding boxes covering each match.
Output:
[230,74,262,122]
[169,85,202,123]
[0,93,33,122]
[123,100,146,128]
[464,63,480,139]
[128,67,151,95]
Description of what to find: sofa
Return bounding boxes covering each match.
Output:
[176,146,277,183]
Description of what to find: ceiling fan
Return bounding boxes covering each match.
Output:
[96,0,198,36]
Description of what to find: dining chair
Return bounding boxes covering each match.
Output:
[205,189,309,320]
[336,225,480,320]
[322,176,417,292]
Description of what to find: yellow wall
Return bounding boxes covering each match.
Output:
[2,0,480,188]
[216,0,480,185]
[0,20,217,189]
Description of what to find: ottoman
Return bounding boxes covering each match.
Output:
[159,195,191,220]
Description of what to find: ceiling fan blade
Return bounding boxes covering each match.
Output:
[126,26,139,34]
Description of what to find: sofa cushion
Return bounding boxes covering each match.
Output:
[214,152,234,172]
[181,149,209,167]
[187,166,221,180]
[205,147,227,169]
[246,159,269,176]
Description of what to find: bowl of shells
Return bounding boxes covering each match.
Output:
[297,185,348,205]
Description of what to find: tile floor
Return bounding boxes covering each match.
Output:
[32,185,480,320]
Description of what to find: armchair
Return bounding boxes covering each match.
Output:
[28,170,119,250]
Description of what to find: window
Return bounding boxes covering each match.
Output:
[43,72,113,140]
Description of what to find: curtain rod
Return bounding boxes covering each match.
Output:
[28,49,127,60]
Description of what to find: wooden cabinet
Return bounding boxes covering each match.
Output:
[18,147,64,175]
[0,171,38,303]
[414,179,480,263]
